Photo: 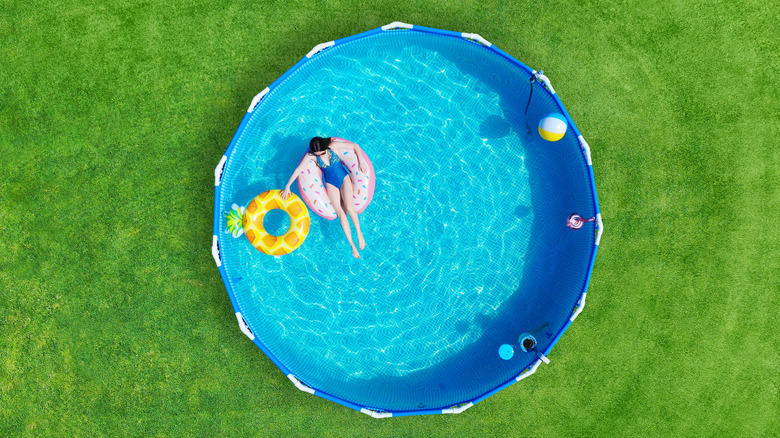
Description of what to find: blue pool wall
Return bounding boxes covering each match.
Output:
[212,22,602,417]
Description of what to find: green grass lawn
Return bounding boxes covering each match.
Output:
[2,0,778,436]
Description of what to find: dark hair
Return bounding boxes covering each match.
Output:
[309,137,332,154]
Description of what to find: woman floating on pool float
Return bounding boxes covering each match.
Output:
[281,137,374,259]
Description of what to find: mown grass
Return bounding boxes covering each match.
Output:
[1,0,778,436]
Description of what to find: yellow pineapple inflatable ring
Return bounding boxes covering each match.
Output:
[243,190,310,255]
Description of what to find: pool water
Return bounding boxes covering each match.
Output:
[218,31,595,411]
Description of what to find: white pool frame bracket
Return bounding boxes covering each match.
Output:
[248,88,270,113]
[382,21,413,30]
[287,374,315,394]
[360,408,393,418]
[211,235,222,267]
[516,358,544,381]
[214,155,227,186]
[596,213,604,246]
[442,402,474,414]
[532,69,556,94]
[235,312,255,340]
[461,32,492,47]
[578,135,592,165]
[570,292,587,321]
[307,41,335,58]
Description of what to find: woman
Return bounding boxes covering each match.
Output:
[281,137,367,259]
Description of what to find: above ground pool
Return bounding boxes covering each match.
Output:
[212,22,602,417]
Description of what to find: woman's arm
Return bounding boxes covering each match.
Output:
[280,156,313,200]
[332,139,366,173]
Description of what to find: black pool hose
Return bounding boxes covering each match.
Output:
[524,72,537,117]
[524,72,538,134]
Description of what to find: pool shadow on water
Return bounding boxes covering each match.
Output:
[438,44,535,135]
[228,133,310,205]
[479,115,512,140]
[345,242,561,410]
[514,204,532,220]
[345,141,597,411]
[437,43,569,153]
[264,132,309,186]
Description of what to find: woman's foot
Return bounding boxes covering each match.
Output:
[352,245,360,259]
[358,233,366,250]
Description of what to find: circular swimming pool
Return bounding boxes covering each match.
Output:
[212,23,602,416]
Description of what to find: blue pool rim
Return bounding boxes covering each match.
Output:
[211,22,603,417]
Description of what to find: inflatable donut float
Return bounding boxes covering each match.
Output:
[296,137,375,220]
[225,189,310,256]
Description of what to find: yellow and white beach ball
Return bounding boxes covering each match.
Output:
[538,113,567,142]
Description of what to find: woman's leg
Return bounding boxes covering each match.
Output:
[326,183,359,259]
[340,176,365,250]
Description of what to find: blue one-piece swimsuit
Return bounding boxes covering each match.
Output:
[316,149,349,190]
